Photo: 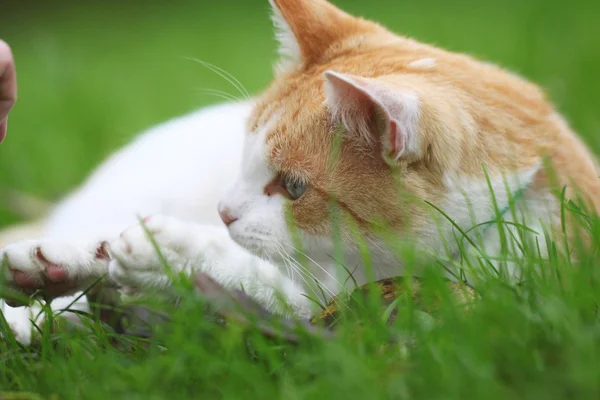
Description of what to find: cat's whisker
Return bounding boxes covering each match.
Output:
[269,240,352,314]
[275,246,324,303]
[285,258,357,315]
[274,244,329,300]
[271,244,294,284]
[195,88,241,103]
[276,251,293,283]
[185,57,251,100]
[287,259,356,315]
[285,243,345,290]
[275,243,344,307]
[367,238,389,257]
[243,233,296,285]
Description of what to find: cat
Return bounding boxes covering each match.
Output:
[2,0,599,345]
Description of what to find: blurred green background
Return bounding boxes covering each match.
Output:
[0,0,598,227]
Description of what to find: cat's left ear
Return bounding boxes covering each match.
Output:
[269,0,375,66]
[324,70,421,164]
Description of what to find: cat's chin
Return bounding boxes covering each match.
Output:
[229,233,282,262]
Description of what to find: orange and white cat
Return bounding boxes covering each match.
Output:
[2,0,599,344]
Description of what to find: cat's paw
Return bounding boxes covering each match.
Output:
[0,239,109,305]
[108,215,202,291]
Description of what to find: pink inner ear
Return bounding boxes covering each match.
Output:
[389,119,403,158]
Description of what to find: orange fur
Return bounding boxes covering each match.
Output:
[251,0,599,243]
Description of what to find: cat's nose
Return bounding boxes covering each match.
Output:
[219,207,238,227]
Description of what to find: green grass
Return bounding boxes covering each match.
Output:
[1,0,600,398]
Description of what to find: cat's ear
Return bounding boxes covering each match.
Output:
[269,0,373,65]
[324,70,421,163]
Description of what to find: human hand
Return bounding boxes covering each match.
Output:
[0,40,17,144]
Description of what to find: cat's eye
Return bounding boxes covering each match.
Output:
[284,177,307,200]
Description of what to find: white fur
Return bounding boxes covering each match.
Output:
[1,304,34,344]
[441,164,542,232]
[430,164,556,280]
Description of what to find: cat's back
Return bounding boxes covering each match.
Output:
[431,42,600,211]
[44,100,254,236]
[385,35,600,209]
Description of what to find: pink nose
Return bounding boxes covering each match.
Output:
[219,208,238,227]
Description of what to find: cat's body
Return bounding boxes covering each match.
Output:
[2,0,599,345]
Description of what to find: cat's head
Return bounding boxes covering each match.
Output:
[218,0,543,265]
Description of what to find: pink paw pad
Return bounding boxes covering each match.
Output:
[95,242,110,260]
[35,247,68,282]
[46,264,68,282]
[10,269,39,288]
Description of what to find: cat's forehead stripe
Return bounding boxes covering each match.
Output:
[250,98,286,135]
[252,105,283,133]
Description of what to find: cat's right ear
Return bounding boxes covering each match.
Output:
[323,71,422,165]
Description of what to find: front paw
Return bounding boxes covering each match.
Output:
[107,215,199,291]
[0,240,109,306]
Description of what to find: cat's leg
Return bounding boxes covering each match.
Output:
[108,215,313,318]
